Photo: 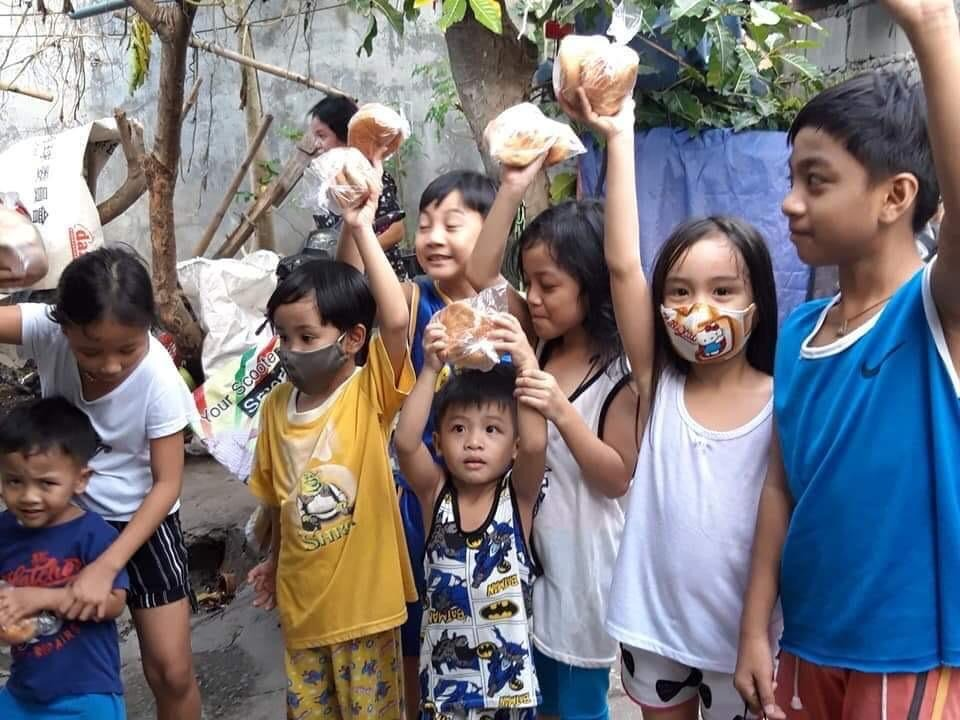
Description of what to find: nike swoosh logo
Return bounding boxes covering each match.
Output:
[861,341,906,378]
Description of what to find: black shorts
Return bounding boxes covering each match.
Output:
[109,511,197,611]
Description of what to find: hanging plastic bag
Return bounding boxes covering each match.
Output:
[347,103,410,162]
[0,201,49,292]
[302,147,382,216]
[553,3,643,116]
[431,284,510,372]
[483,103,586,168]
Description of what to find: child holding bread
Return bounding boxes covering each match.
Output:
[394,311,547,719]
[0,398,129,720]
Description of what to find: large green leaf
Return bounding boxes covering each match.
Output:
[669,0,711,21]
[706,18,735,89]
[764,1,814,26]
[731,111,761,131]
[357,15,378,57]
[439,0,467,30]
[549,172,577,204]
[749,1,780,26]
[779,52,822,82]
[468,0,502,34]
[372,0,405,33]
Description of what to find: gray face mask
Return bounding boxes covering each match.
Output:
[277,333,347,396]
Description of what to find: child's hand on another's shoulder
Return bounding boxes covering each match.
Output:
[559,88,635,143]
[489,313,537,373]
[248,558,277,611]
[423,322,448,372]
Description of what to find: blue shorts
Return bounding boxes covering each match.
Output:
[396,470,426,657]
[0,688,125,719]
[533,646,611,720]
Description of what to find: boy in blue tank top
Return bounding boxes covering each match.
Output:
[735,0,960,717]
[338,170,498,716]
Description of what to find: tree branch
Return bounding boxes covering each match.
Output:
[188,35,354,99]
[97,110,147,226]
[126,0,170,43]
[181,75,202,120]
[194,113,273,257]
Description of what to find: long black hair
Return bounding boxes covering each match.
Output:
[50,245,155,329]
[513,199,622,365]
[649,216,778,411]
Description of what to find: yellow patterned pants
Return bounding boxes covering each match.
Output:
[285,628,404,719]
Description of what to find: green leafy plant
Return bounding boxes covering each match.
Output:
[619,0,824,132]
[413,61,464,142]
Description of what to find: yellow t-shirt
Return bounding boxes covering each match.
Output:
[249,334,417,648]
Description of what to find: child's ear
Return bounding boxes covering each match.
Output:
[75,465,92,495]
[342,324,367,355]
[432,432,441,455]
[880,172,920,227]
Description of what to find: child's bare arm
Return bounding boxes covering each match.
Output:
[465,162,544,338]
[335,224,364,272]
[734,433,791,719]
[341,169,410,374]
[895,0,960,329]
[559,92,655,399]
[489,314,546,508]
[395,324,447,506]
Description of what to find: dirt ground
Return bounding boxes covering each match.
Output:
[1,454,636,719]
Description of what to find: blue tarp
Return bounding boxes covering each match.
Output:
[578,127,810,323]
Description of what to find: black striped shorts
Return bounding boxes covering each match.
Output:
[109,511,197,611]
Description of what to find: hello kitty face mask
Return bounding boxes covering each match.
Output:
[660,303,755,364]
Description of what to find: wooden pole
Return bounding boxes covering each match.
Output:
[188,35,354,100]
[194,114,274,257]
[0,81,54,102]
[239,25,276,251]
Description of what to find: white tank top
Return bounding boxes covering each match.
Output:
[606,369,778,674]
[532,355,631,668]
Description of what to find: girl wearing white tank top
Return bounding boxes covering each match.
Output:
[559,92,782,720]
[467,138,639,720]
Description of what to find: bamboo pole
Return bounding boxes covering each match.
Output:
[239,25,275,251]
[188,35,354,100]
[194,113,273,257]
[0,81,54,102]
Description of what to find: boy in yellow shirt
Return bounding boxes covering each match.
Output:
[247,172,416,719]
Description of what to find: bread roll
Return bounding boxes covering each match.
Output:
[307,147,382,213]
[554,34,639,116]
[0,617,37,645]
[554,35,609,106]
[436,302,499,370]
[483,103,585,168]
[347,103,409,162]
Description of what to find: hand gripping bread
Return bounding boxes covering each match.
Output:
[554,34,639,116]
[483,103,585,168]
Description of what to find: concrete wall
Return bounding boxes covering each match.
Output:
[803,0,916,75]
[0,1,483,260]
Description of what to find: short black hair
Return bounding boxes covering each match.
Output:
[266,259,376,343]
[419,171,497,218]
[51,245,155,329]
[434,364,518,428]
[308,96,359,143]
[789,70,939,232]
[0,397,99,465]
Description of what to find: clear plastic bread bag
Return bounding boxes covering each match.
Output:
[0,196,48,292]
[553,3,643,116]
[430,283,510,372]
[301,147,383,216]
[347,103,410,162]
[483,103,586,168]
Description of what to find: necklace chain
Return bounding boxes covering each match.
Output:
[836,295,893,336]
